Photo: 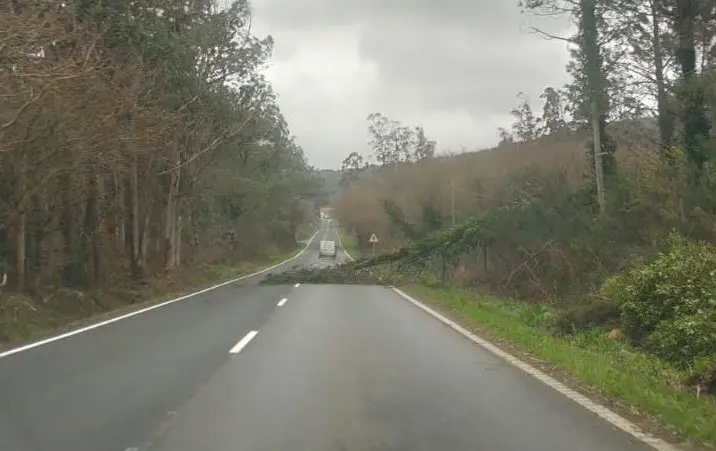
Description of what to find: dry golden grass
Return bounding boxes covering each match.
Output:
[333,127,661,250]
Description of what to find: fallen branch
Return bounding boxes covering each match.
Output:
[503,240,555,289]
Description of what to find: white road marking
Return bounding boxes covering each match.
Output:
[334,230,353,261]
[229,330,258,354]
[390,287,679,451]
[294,283,300,288]
[0,230,321,359]
[277,298,288,307]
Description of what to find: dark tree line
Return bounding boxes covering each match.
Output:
[511,0,714,184]
[0,0,317,293]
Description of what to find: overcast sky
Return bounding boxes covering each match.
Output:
[250,0,574,170]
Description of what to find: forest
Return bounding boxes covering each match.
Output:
[332,0,716,416]
[0,0,319,340]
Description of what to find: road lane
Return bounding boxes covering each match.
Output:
[0,220,653,451]
[0,221,338,451]
[147,284,655,451]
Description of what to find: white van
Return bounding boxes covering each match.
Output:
[319,240,337,258]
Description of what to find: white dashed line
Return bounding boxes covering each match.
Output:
[229,331,258,354]
[0,230,321,359]
[277,298,288,307]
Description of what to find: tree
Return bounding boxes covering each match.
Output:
[413,126,437,160]
[341,152,365,173]
[510,92,542,141]
[339,151,366,187]
[673,0,711,169]
[367,112,400,166]
[539,87,568,135]
[521,0,618,192]
[498,127,514,145]
[366,113,437,165]
[621,0,676,150]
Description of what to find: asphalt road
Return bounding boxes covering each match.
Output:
[0,220,655,451]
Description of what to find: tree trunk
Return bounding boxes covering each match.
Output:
[15,152,27,290]
[28,196,47,294]
[141,206,150,269]
[60,173,74,262]
[130,154,142,278]
[163,168,180,270]
[113,170,124,247]
[581,0,616,177]
[676,0,710,169]
[651,0,674,153]
[84,171,102,283]
[174,214,182,268]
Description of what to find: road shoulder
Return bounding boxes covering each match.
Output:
[0,236,315,355]
[396,284,713,451]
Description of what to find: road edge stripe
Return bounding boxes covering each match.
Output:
[334,229,353,261]
[390,286,679,451]
[0,230,320,359]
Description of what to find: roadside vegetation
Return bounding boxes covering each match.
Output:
[0,0,321,344]
[336,228,361,260]
[316,0,716,447]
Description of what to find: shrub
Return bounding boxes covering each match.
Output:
[551,298,621,337]
[601,233,716,367]
[519,303,555,328]
[685,357,716,395]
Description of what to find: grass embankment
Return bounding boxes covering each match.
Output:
[404,285,716,448]
[337,228,362,259]
[0,244,303,347]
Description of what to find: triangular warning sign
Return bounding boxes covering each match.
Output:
[369,233,379,243]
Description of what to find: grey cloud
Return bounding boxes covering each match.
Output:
[257,0,525,30]
[357,21,565,115]
[252,0,573,168]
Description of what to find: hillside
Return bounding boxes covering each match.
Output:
[332,123,659,250]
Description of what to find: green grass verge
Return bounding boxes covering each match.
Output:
[0,244,304,346]
[337,228,362,259]
[404,284,716,447]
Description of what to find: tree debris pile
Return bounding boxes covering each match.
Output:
[261,261,422,286]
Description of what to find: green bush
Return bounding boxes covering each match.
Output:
[601,232,716,368]
[649,314,716,366]
[551,299,621,337]
[519,303,555,328]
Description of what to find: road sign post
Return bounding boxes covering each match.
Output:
[369,233,379,257]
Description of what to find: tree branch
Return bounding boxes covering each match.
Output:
[528,26,578,44]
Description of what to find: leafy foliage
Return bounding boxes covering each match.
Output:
[602,233,716,368]
[510,92,542,141]
[365,113,436,166]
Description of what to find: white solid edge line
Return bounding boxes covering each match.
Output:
[390,287,679,451]
[334,228,353,261]
[229,330,258,354]
[277,298,288,307]
[0,229,321,359]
